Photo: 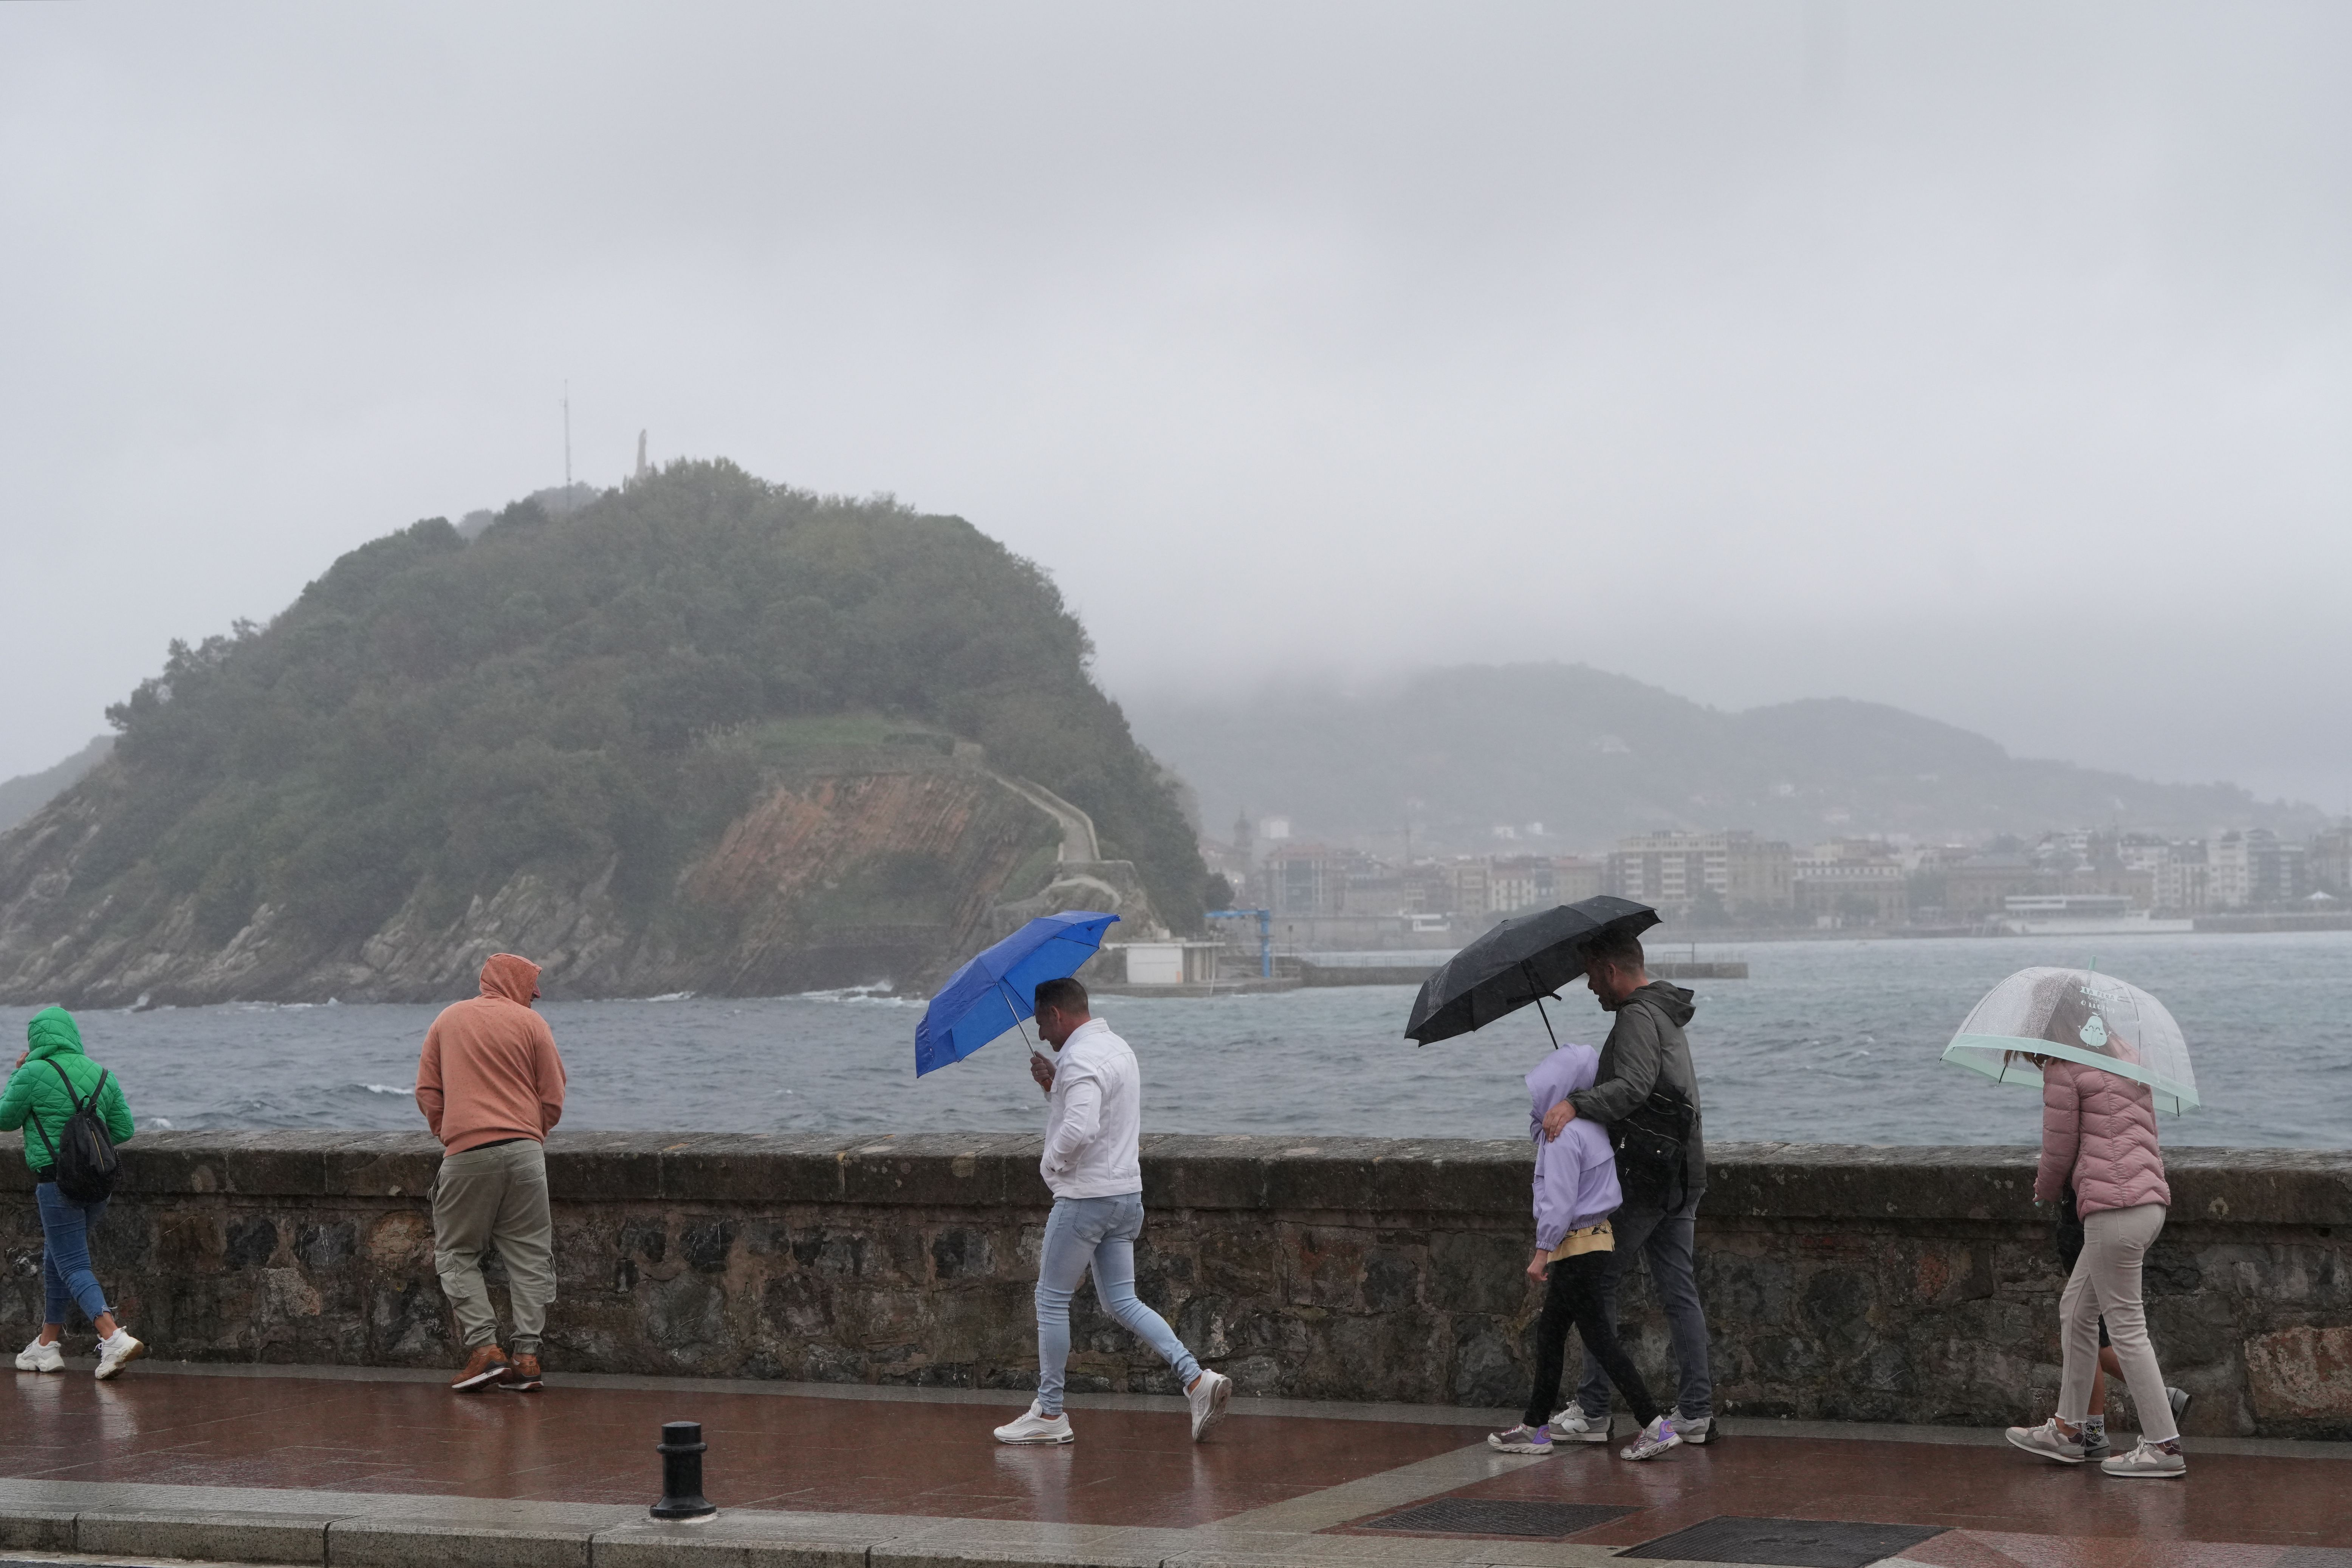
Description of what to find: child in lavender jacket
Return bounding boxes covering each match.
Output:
[1489,1042,1679,1461]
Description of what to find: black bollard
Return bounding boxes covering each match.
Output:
[650,1420,717,1520]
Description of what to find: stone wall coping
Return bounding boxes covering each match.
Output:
[1,1131,2342,1226]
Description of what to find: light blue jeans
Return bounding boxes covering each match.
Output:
[1034,1192,1200,1416]
[36,1182,111,1327]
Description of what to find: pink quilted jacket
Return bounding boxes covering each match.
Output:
[2034,1056,2170,1214]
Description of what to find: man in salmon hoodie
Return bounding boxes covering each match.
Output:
[416,953,567,1392]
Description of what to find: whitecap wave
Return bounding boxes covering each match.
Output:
[643,991,696,1003]
[359,1083,416,1096]
[791,983,914,1005]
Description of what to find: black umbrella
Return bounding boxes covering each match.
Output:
[1404,895,1660,1046]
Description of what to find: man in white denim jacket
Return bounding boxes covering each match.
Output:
[992,977,1234,1445]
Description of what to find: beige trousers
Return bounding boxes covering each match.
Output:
[432,1139,555,1356]
[2057,1201,2175,1442]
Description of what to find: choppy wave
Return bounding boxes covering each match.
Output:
[792,983,917,1006]
[50,932,2352,1147]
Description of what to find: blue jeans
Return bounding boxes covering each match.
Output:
[1034,1193,1200,1416]
[1578,1187,1713,1422]
[35,1182,111,1327]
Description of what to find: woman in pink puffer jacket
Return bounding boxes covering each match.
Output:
[2005,990,2184,1478]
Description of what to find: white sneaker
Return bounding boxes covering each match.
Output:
[2004,1418,2086,1464]
[1677,1413,1714,1446]
[14,1337,63,1374]
[1186,1368,1233,1442]
[2100,1440,2186,1478]
[992,1402,1073,1444]
[1619,1415,1682,1461]
[94,1331,146,1381]
[1547,1407,1611,1443]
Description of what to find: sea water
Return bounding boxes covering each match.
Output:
[45,930,2352,1149]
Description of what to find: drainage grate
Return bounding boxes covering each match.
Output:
[1363,1499,1635,1538]
[1621,1516,1947,1568]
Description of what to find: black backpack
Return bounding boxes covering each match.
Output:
[31,1059,122,1203]
[1609,1081,1695,1213]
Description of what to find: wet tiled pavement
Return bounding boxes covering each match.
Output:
[0,1368,1470,1524]
[3,1365,2347,1565]
[1363,1432,2352,1559]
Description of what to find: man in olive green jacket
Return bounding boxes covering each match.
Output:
[0,1006,143,1378]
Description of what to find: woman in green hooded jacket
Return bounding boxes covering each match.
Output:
[0,1006,144,1378]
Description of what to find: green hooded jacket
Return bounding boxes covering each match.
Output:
[0,1008,135,1176]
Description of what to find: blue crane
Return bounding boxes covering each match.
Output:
[1205,907,1273,978]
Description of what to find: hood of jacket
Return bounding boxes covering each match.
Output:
[24,1006,85,1062]
[1618,980,1695,1025]
[1525,1042,1601,1117]
[478,953,542,1006]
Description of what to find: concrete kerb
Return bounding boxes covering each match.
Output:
[0,1506,77,1553]
[72,1511,343,1567]
[327,1514,602,1568]
[0,1502,1660,1568]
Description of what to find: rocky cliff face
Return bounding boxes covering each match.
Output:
[0,746,1157,1006]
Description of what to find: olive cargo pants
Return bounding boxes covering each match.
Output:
[432,1139,555,1356]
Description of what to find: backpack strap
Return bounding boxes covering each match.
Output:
[46,1058,91,1116]
[28,1060,96,1175]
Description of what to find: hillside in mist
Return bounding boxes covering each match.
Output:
[1129,665,2323,853]
[0,737,111,836]
[0,462,1209,1005]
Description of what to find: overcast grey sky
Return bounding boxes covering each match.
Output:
[4,3,2347,805]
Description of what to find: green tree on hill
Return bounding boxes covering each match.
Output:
[84,461,1209,967]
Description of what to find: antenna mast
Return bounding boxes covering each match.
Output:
[563,382,573,487]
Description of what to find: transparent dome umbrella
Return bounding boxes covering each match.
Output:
[1941,966,2200,1115]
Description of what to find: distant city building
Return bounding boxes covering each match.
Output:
[2158,847,2211,916]
[1257,843,1395,917]
[2305,821,2351,899]
[1606,831,1793,919]
[1793,839,1908,927]
[2210,829,2307,909]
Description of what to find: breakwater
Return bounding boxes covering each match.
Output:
[3,1133,2345,1439]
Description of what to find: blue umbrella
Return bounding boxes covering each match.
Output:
[915,911,1120,1077]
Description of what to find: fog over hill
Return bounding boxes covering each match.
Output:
[1126,665,2325,856]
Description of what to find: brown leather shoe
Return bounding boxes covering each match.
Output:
[451,1344,511,1391]
[502,1353,543,1392]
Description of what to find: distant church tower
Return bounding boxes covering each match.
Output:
[634,430,650,480]
[1233,809,1254,861]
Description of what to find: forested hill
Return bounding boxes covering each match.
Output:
[1128,664,2321,852]
[0,462,1210,1005]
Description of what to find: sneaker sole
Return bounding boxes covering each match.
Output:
[1487,1441,1555,1455]
[1548,1429,1612,1443]
[994,1431,1075,1445]
[2101,1462,2186,1478]
[2004,1429,2086,1464]
[451,1368,511,1391]
[502,1379,544,1393]
[1193,1376,1233,1441]
[94,1342,146,1381]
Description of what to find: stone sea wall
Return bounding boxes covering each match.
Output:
[1,1133,2345,1439]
